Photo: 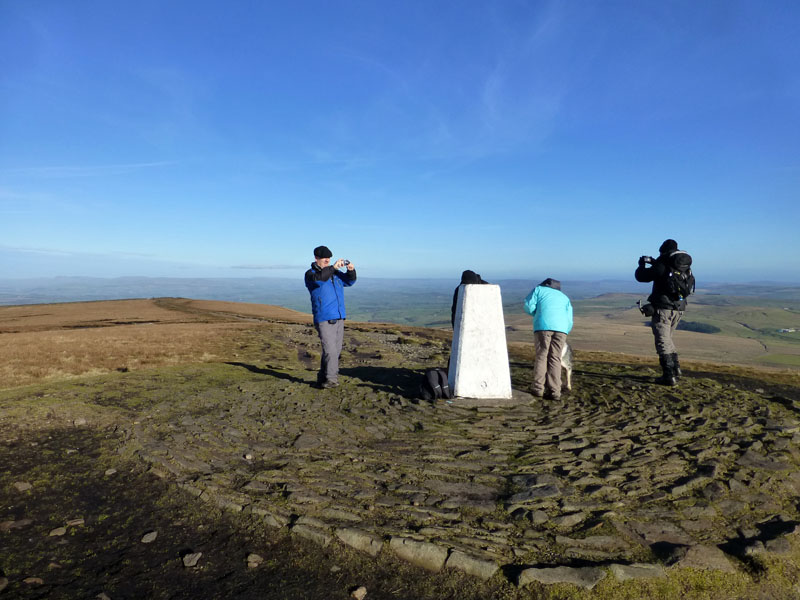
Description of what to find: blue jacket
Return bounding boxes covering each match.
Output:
[304,264,357,324]
[524,284,573,334]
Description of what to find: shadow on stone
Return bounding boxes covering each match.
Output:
[719,516,798,562]
[339,366,424,396]
[578,369,654,385]
[649,541,689,565]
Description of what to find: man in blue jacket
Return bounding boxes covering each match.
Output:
[305,245,357,388]
[524,278,573,400]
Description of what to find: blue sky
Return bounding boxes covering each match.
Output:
[1,0,799,283]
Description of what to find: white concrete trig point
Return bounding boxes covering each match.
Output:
[448,284,512,399]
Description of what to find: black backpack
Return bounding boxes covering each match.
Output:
[419,368,452,401]
[666,250,695,300]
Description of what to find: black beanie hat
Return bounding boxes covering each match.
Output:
[313,245,332,258]
[460,270,481,284]
[659,239,678,254]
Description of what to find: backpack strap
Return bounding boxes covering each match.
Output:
[437,369,452,399]
[425,369,443,399]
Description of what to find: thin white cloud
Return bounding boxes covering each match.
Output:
[0,161,178,178]
[0,245,156,259]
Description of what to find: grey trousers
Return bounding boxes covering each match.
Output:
[652,308,683,356]
[532,330,567,397]
[316,319,344,383]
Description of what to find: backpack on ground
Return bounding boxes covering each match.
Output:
[666,250,695,300]
[419,368,452,401]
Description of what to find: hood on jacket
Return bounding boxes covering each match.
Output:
[539,278,561,290]
[460,270,487,285]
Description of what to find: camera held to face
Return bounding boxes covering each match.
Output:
[640,256,654,265]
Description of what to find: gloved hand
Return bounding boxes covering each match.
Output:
[638,256,647,268]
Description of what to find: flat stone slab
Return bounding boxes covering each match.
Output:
[335,527,383,557]
[673,545,737,573]
[389,537,448,572]
[610,563,667,581]
[445,550,500,580]
[518,566,607,589]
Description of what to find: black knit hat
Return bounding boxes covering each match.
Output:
[659,239,678,254]
[313,245,332,258]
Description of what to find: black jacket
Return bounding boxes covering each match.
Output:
[451,270,489,327]
[635,255,687,311]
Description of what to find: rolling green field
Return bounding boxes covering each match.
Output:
[511,293,800,370]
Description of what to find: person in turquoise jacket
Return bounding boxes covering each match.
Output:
[523,278,573,400]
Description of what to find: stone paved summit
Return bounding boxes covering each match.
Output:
[126,321,800,589]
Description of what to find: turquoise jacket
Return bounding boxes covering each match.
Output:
[524,285,573,334]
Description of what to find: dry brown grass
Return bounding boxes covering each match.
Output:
[0,298,312,389]
[154,298,313,324]
[0,299,195,333]
[0,322,257,389]
[3,297,798,391]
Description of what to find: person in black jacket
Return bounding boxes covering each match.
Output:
[635,239,693,386]
[451,270,489,327]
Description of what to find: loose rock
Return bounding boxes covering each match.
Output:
[183,552,202,568]
[0,518,33,532]
[351,586,367,600]
[246,553,264,568]
[141,531,158,544]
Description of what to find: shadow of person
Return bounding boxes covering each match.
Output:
[578,369,654,385]
[225,362,308,385]
[338,365,425,396]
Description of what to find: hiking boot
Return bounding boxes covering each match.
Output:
[321,380,339,389]
[671,353,682,379]
[655,354,677,386]
[530,387,544,398]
